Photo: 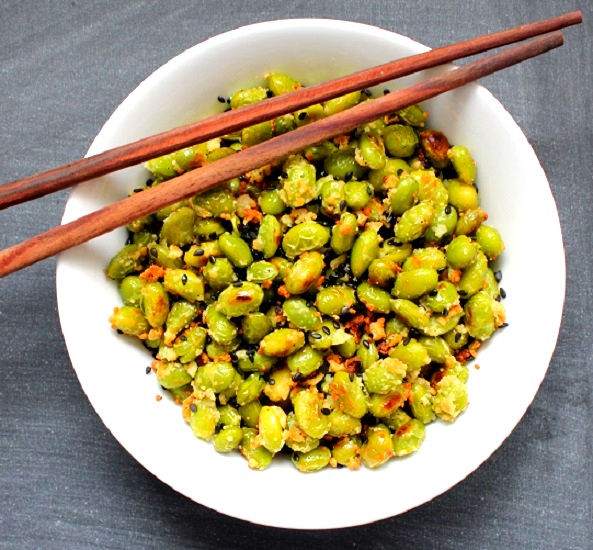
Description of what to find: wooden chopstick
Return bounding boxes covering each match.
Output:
[0,11,581,210]
[0,31,564,278]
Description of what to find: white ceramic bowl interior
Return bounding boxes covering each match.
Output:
[56,19,565,529]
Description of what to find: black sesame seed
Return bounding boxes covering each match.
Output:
[179,335,187,341]
[275,305,282,314]
[149,247,158,258]
[409,328,422,339]
[500,322,509,328]
[209,232,218,239]
[310,332,322,340]
[437,267,446,274]
[458,289,468,296]
[367,186,373,196]
[268,378,276,385]
[332,320,340,329]
[293,453,300,462]
[344,172,353,183]
[362,339,370,349]
[403,337,411,346]
[229,352,238,362]
[306,301,314,307]
[341,306,351,315]
[298,112,307,120]
[181,273,188,285]
[362,88,372,97]
[232,281,243,287]
[145,366,151,374]
[247,349,255,360]
[292,372,303,382]
[321,407,331,416]
[455,332,462,343]
[339,199,347,211]
[193,248,205,257]
[190,403,197,413]
[217,95,226,103]
[429,289,438,297]
[445,204,452,215]
[383,88,390,95]
[322,326,331,335]
[349,372,355,382]
[494,270,503,282]
[319,170,327,178]
[266,89,274,98]
[116,329,123,335]
[500,288,507,299]
[209,256,216,264]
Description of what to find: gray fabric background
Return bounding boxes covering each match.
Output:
[1,1,591,548]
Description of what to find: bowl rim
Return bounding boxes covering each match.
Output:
[56,18,566,529]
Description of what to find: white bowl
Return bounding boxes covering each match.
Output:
[56,19,565,529]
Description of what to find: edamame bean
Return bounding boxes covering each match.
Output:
[383,124,419,158]
[106,244,146,280]
[159,206,195,247]
[446,179,479,212]
[356,131,386,170]
[328,371,367,418]
[258,405,287,453]
[330,212,358,254]
[282,222,330,258]
[360,425,394,469]
[216,282,264,317]
[259,328,305,357]
[356,281,392,313]
[287,345,324,376]
[392,418,426,456]
[393,267,438,300]
[285,252,324,295]
[141,282,169,328]
[218,233,253,268]
[164,269,205,302]
[203,257,237,291]
[315,285,357,316]
[447,145,476,183]
[119,276,145,307]
[292,446,332,473]
[189,399,220,440]
[279,155,317,207]
[292,389,329,439]
[351,229,380,279]
[446,235,477,269]
[213,425,243,453]
[475,225,505,259]
[394,200,434,243]
[109,306,149,337]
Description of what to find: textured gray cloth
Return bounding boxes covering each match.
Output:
[1,1,592,548]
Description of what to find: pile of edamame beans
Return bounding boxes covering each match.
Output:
[106,73,507,471]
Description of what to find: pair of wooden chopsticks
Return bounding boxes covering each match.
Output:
[0,11,582,278]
